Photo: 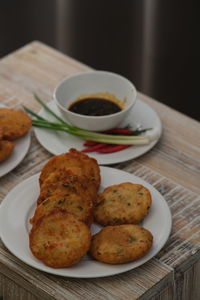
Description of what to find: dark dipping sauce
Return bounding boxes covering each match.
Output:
[68,98,122,116]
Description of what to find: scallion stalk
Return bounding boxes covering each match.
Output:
[24,94,158,145]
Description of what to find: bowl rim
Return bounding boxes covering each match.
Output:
[53,70,137,120]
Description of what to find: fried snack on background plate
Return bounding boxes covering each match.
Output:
[39,148,100,190]
[90,224,153,264]
[94,182,152,226]
[37,168,96,205]
[0,139,14,162]
[29,209,91,268]
[0,129,3,139]
[0,107,32,140]
[30,192,94,226]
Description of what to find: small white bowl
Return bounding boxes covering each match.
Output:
[54,71,137,132]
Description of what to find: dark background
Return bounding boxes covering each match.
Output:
[0,0,199,121]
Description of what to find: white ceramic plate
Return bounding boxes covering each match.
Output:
[0,166,171,278]
[34,99,162,165]
[0,103,31,177]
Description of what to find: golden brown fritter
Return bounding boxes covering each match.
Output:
[29,210,91,268]
[31,192,94,226]
[0,108,32,140]
[0,140,14,162]
[37,168,96,205]
[39,148,100,190]
[90,224,153,264]
[94,182,152,226]
[69,148,100,189]
[0,129,3,139]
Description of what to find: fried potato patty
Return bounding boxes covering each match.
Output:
[0,140,14,162]
[94,182,152,226]
[37,168,96,205]
[29,210,91,268]
[0,129,3,139]
[0,108,32,140]
[39,148,100,190]
[31,193,94,226]
[90,224,153,264]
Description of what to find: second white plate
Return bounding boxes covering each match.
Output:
[34,99,162,165]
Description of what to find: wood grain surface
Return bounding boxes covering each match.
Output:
[0,41,200,300]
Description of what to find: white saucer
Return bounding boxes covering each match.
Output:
[34,98,162,165]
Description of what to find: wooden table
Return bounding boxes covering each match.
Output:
[0,41,199,300]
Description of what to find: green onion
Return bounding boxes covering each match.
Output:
[24,94,158,145]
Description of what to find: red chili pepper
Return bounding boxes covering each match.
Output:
[97,145,130,153]
[83,141,99,146]
[81,143,108,152]
[104,128,133,135]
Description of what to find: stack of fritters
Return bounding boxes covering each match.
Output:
[29,148,100,268]
[29,149,153,268]
[0,108,32,162]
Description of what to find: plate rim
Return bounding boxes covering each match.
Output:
[33,98,162,165]
[0,166,172,278]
